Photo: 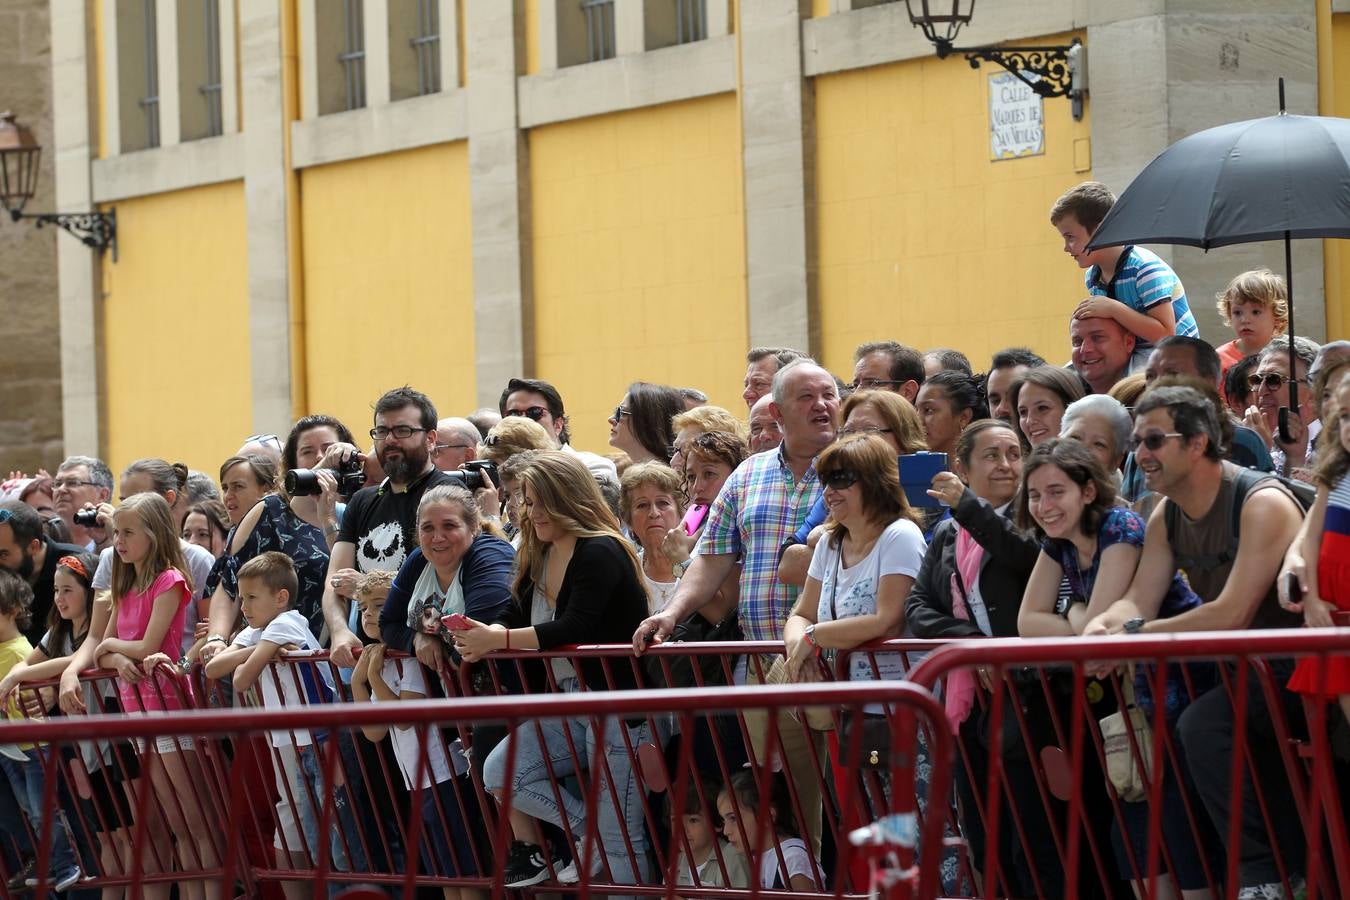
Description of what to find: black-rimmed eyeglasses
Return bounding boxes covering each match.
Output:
[370,425,429,441]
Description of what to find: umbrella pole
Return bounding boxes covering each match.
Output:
[1281,230,1299,445]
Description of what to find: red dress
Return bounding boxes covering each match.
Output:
[1287,475,1350,697]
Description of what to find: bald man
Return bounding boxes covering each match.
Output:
[432,417,480,471]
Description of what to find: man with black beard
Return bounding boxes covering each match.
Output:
[322,386,453,667]
[0,501,85,644]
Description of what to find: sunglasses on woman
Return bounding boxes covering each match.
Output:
[819,469,860,490]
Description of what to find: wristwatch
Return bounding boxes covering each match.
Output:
[206,633,229,645]
[1122,617,1146,635]
[802,624,820,653]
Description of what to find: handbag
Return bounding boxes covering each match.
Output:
[764,545,851,733]
[1099,670,1153,802]
[763,653,835,731]
[837,714,893,769]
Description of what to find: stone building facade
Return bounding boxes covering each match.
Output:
[0,0,62,473]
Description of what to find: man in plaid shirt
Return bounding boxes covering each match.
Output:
[634,357,840,848]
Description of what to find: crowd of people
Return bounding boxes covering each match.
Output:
[0,181,1346,899]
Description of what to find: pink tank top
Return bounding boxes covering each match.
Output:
[115,568,190,712]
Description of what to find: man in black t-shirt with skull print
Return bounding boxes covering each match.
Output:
[323,386,452,668]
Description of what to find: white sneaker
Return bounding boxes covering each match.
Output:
[1236,878,1307,900]
[554,842,602,884]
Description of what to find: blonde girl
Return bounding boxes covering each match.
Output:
[94,493,220,900]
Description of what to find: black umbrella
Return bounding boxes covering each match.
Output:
[1087,79,1350,440]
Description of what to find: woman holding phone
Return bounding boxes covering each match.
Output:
[661,431,749,575]
[378,484,515,670]
[453,451,652,890]
[905,419,1053,897]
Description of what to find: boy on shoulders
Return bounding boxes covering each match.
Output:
[1052,181,1199,368]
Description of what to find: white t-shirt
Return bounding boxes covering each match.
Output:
[807,519,925,684]
[755,836,818,889]
[375,658,465,789]
[232,610,333,747]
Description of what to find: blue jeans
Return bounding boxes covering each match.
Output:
[484,713,652,888]
[0,749,78,877]
[279,741,369,875]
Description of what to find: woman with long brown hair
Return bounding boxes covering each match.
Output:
[452,451,652,890]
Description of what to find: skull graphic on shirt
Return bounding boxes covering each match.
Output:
[359,521,406,572]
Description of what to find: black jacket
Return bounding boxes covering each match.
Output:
[905,489,1038,640]
[497,535,649,694]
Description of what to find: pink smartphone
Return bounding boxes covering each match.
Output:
[442,613,472,632]
[680,503,709,536]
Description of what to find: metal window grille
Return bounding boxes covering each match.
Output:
[138,0,161,148]
[581,0,615,63]
[199,0,224,137]
[339,0,367,110]
[410,0,441,95]
[676,0,707,44]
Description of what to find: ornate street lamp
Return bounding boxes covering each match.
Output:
[904,0,1087,120]
[0,112,116,257]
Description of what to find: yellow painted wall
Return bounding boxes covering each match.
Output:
[529,94,747,455]
[814,31,1092,374]
[1326,13,1349,342]
[300,143,475,438]
[101,181,252,478]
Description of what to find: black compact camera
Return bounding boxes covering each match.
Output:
[73,508,101,527]
[445,459,498,492]
[285,454,366,498]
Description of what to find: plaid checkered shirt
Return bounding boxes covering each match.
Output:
[694,442,822,643]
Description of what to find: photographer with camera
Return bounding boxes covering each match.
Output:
[199,416,360,659]
[323,388,456,669]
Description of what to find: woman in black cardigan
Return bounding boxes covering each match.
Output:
[904,419,1047,898]
[454,451,651,891]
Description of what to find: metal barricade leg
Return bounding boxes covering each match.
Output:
[581,715,653,889]
[0,750,80,885]
[742,687,826,855]
[1176,673,1307,890]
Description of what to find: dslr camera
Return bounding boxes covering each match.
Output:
[73,508,101,527]
[285,454,366,498]
[445,459,498,491]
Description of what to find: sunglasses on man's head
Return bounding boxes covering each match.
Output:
[820,469,860,490]
[244,433,283,451]
[505,406,549,422]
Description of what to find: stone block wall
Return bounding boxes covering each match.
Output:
[0,0,62,472]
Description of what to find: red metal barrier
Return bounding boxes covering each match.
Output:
[907,629,1350,900]
[0,664,225,898]
[0,677,952,900]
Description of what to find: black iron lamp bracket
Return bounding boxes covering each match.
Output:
[7,207,117,260]
[936,37,1086,119]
